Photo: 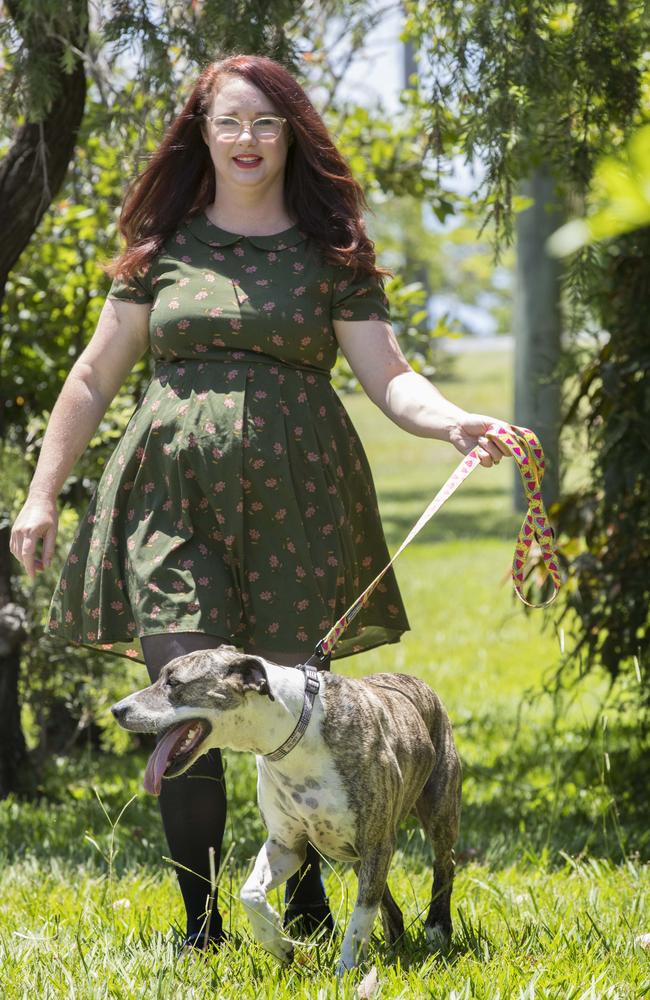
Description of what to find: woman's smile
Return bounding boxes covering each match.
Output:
[232,154,263,169]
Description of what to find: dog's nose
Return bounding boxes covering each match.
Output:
[111,700,127,722]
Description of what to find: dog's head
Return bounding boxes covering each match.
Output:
[110,645,274,795]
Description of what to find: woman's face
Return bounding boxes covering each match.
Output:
[201,76,291,196]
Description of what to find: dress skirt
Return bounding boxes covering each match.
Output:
[45,355,410,663]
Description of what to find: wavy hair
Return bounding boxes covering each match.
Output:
[102,53,390,284]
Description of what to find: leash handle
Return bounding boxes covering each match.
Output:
[493,424,561,608]
[315,423,561,659]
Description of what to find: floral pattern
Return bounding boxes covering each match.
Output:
[45,212,410,662]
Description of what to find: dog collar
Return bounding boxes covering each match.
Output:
[264,662,321,762]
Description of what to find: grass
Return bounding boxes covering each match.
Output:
[1,349,648,998]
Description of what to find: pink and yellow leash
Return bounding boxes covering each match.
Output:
[313,423,561,661]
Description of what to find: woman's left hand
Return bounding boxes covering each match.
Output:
[448,412,514,468]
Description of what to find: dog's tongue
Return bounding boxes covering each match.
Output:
[144,723,192,796]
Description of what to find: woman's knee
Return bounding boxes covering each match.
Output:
[141,632,227,683]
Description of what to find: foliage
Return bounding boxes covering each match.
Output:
[365,189,518,352]
[1,440,144,763]
[544,127,650,688]
[402,0,647,253]
[402,0,650,693]
[0,0,305,128]
[549,123,650,253]
[332,98,455,208]
[551,227,650,692]
[1,92,161,442]
[0,0,89,126]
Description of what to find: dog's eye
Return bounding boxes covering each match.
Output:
[166,676,181,689]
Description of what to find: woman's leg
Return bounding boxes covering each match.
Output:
[253,648,334,935]
[140,632,228,947]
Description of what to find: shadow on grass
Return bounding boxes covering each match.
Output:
[394,710,650,872]
[381,509,521,549]
[369,921,498,975]
[377,485,522,548]
[0,746,264,876]
[1,706,647,877]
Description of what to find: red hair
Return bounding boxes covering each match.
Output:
[102,53,391,284]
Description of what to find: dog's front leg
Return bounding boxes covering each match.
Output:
[240,838,305,964]
[336,841,394,977]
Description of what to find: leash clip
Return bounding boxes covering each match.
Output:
[304,640,331,671]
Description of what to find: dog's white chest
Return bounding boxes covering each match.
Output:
[257,755,358,862]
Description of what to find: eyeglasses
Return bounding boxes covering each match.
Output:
[203,115,288,140]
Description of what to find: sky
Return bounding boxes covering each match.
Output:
[326,3,502,337]
[328,2,484,200]
[327,3,405,111]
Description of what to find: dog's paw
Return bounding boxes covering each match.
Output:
[425,923,451,951]
[335,957,354,979]
[267,936,294,965]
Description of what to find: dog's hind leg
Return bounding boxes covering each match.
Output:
[337,841,394,976]
[415,758,461,949]
[240,838,306,963]
[380,883,404,946]
[353,863,404,947]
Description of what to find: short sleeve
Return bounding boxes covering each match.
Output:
[331,268,391,323]
[107,265,154,304]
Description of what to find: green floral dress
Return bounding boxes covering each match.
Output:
[45,211,410,663]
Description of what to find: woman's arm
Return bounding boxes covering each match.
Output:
[333,318,511,468]
[28,297,151,500]
[10,297,150,580]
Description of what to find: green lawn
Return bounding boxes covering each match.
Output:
[1,349,648,998]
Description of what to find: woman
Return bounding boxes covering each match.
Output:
[10,54,510,953]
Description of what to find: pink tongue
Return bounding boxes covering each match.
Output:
[143,723,192,796]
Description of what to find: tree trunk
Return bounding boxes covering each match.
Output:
[513,164,564,512]
[0,0,88,798]
[0,527,36,797]
[0,1,88,296]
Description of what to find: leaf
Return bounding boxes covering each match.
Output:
[357,966,380,998]
[546,218,591,257]
[512,195,535,213]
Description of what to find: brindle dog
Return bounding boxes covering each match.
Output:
[111,645,462,975]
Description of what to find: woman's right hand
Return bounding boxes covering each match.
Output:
[10,494,59,582]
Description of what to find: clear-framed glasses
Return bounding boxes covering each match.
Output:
[204,114,288,141]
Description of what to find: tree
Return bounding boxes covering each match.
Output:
[513,165,563,510]
[0,0,89,296]
[1,0,90,796]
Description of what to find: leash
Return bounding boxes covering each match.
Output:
[264,423,561,762]
[312,422,561,662]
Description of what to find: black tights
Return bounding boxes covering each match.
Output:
[140,632,327,942]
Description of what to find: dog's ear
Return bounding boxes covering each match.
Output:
[228,656,275,701]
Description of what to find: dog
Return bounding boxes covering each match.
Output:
[111,645,462,975]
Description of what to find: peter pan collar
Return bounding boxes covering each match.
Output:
[183,211,308,251]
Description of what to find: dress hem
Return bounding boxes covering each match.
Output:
[43,623,409,664]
